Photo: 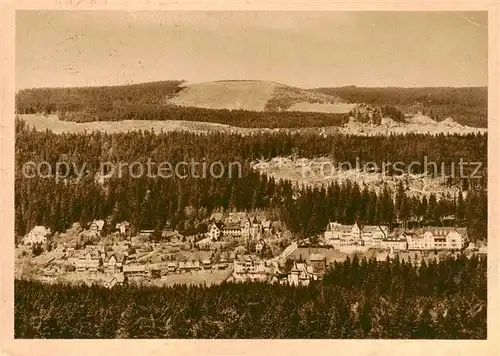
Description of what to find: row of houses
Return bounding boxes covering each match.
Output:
[21,212,273,249]
[21,219,179,248]
[324,222,467,251]
[67,245,231,276]
[232,252,328,286]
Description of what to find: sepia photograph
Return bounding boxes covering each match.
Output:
[7,9,491,341]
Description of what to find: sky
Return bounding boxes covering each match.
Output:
[16,11,488,90]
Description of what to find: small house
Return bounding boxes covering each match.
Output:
[115,221,130,235]
[23,226,51,245]
[89,219,105,232]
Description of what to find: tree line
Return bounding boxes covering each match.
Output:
[15,80,184,114]
[15,169,486,241]
[14,254,486,339]
[15,119,487,240]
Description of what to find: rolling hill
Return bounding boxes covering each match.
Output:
[166,80,351,112]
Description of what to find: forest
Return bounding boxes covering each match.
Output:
[314,86,488,128]
[15,81,347,128]
[21,103,348,128]
[15,80,184,113]
[14,254,487,339]
[15,119,487,240]
[16,82,487,128]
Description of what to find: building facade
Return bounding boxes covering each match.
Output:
[325,223,466,251]
[23,226,51,245]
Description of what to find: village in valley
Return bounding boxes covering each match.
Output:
[9,11,490,340]
[16,209,482,289]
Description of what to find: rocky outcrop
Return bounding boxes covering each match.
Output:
[349,104,382,125]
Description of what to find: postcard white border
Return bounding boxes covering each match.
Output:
[1,2,499,356]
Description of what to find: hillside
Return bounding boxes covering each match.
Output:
[15,80,487,130]
[166,80,350,112]
[15,80,350,127]
[314,86,488,128]
[166,80,281,111]
[16,80,184,114]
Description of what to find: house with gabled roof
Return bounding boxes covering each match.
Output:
[89,219,105,232]
[115,221,130,235]
[75,257,100,273]
[104,253,125,273]
[225,212,248,224]
[241,217,263,241]
[207,222,224,241]
[233,254,268,282]
[288,261,313,286]
[23,226,51,245]
[261,220,271,234]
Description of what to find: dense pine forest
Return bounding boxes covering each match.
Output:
[15,81,347,128]
[54,105,346,128]
[315,86,488,128]
[15,119,487,240]
[15,82,487,128]
[14,255,487,339]
[15,81,183,114]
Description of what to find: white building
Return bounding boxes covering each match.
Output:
[233,255,268,282]
[406,227,466,250]
[23,226,51,245]
[115,221,130,235]
[207,222,223,241]
[288,262,314,286]
[241,217,262,241]
[89,219,105,232]
[324,222,362,247]
[361,225,389,247]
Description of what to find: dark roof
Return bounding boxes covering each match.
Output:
[211,222,225,229]
[222,223,241,230]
